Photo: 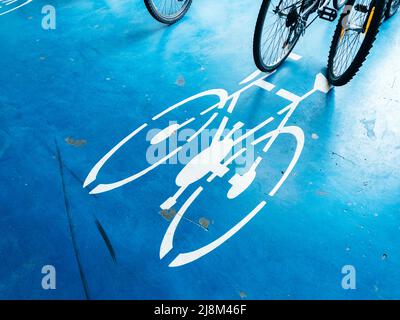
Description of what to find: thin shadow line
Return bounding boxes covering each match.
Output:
[55,139,90,300]
[94,218,117,263]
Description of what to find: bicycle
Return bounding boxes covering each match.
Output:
[253,0,388,86]
[144,0,192,24]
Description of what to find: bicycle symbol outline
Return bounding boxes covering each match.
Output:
[84,60,331,267]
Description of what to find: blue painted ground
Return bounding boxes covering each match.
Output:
[0,0,399,299]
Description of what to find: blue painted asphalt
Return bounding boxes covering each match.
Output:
[0,0,399,299]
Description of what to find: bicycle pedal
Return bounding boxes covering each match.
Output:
[318,7,338,22]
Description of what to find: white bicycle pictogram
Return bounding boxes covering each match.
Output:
[84,60,331,267]
[0,0,32,16]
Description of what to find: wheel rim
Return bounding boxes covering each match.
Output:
[332,0,376,79]
[150,0,190,20]
[258,0,303,70]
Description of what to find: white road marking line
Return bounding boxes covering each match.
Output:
[288,52,302,61]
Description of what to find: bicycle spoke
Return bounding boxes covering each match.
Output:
[151,0,189,19]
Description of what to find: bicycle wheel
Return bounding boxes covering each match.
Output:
[253,0,304,72]
[385,0,400,19]
[327,0,386,86]
[144,0,192,25]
